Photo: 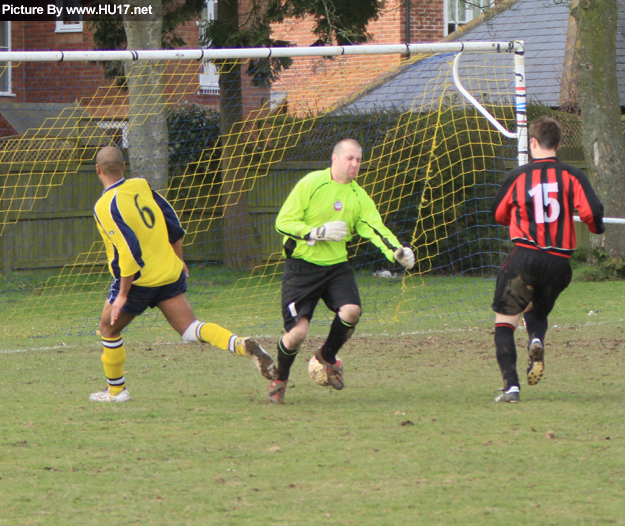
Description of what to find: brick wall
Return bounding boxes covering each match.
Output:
[1,0,449,128]
[7,21,115,104]
[271,0,445,47]
[176,9,271,119]
[0,112,18,138]
[270,0,446,115]
[407,0,445,42]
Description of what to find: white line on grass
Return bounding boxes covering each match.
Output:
[3,316,624,355]
[0,343,75,355]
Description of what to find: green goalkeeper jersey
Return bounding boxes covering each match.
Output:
[276,167,403,266]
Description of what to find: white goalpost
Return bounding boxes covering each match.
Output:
[0,40,523,61]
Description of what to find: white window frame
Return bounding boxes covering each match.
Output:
[55,0,83,33]
[0,21,12,96]
[198,0,219,95]
[97,121,129,148]
[445,0,493,36]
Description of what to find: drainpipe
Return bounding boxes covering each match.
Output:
[405,0,411,57]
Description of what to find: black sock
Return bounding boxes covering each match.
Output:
[276,338,298,381]
[524,310,548,344]
[321,314,357,363]
[495,323,519,390]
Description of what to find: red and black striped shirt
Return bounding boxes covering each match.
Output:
[491,157,604,257]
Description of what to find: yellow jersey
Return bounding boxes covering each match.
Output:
[94,178,185,287]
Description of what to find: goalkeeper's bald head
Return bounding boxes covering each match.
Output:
[333,138,361,158]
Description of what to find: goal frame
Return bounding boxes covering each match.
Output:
[0,40,526,165]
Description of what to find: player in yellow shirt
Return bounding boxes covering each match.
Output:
[90,146,274,402]
[269,139,415,403]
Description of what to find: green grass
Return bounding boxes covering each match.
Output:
[0,268,498,349]
[2,278,625,524]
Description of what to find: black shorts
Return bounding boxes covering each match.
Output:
[281,258,361,332]
[108,271,188,316]
[492,246,572,318]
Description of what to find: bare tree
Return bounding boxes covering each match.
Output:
[122,0,168,191]
[91,0,204,191]
[571,0,625,256]
[94,0,385,267]
[203,0,384,269]
[214,0,255,269]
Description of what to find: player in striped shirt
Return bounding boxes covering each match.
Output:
[268,138,415,403]
[491,116,604,403]
[89,146,274,402]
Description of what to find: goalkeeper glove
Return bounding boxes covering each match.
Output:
[394,247,415,269]
[307,221,348,245]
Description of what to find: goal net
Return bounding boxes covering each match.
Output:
[0,42,525,347]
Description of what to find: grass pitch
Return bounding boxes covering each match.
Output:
[1,279,625,525]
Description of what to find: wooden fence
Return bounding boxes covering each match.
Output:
[0,155,596,273]
[0,159,102,272]
[0,159,320,272]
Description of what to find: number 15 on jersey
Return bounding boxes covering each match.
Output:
[528,182,560,224]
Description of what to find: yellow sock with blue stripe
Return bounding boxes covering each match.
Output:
[101,336,126,396]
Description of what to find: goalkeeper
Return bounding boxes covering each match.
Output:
[491,116,604,403]
[89,146,274,403]
[268,138,415,403]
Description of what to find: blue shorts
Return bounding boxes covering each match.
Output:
[108,271,188,316]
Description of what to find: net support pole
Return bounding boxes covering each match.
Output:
[452,51,517,139]
[514,41,528,166]
[574,217,625,224]
[452,41,527,166]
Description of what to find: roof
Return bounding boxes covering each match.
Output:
[459,0,625,105]
[0,102,89,139]
[335,0,625,113]
[455,0,570,106]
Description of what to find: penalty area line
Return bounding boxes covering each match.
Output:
[0,343,77,355]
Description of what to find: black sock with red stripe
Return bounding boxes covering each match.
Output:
[495,323,519,390]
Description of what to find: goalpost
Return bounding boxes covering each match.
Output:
[0,41,527,346]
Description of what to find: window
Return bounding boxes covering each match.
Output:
[97,121,129,148]
[198,0,219,95]
[0,22,11,95]
[55,0,83,33]
[445,0,493,36]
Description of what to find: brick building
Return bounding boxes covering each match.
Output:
[0,11,211,138]
[0,0,493,137]
[269,0,446,115]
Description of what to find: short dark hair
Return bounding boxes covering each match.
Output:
[529,116,562,150]
[96,146,125,176]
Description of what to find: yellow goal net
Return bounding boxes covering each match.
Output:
[0,42,525,346]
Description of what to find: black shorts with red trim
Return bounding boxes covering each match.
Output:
[281,258,361,332]
[491,245,572,318]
